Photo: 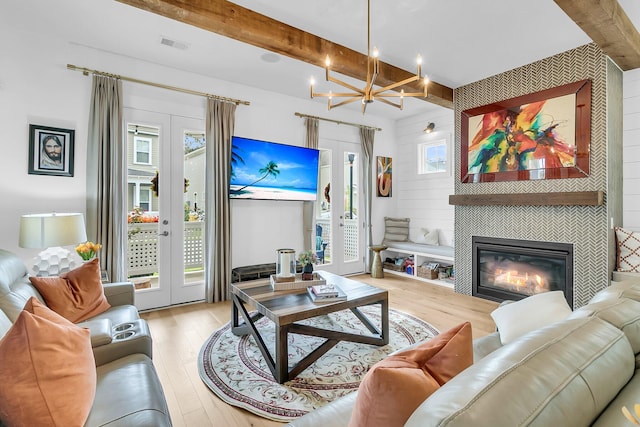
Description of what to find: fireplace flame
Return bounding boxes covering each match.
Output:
[494,269,549,296]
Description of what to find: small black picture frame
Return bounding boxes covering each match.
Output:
[28,124,75,177]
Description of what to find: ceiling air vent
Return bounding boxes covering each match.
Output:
[160,37,189,51]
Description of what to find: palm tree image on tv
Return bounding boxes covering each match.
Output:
[229,136,320,201]
[236,161,280,192]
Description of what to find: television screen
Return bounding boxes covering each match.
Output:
[230,136,320,201]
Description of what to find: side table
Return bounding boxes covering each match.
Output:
[370,245,388,278]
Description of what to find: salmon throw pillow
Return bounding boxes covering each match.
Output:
[0,297,96,426]
[29,258,111,323]
[349,322,473,427]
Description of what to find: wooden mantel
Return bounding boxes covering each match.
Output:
[449,191,604,206]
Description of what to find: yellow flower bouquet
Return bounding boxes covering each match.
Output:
[76,241,102,261]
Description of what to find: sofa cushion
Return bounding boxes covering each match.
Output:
[349,322,472,427]
[86,353,172,427]
[383,217,410,243]
[569,297,640,358]
[29,258,111,323]
[491,290,572,344]
[589,280,640,304]
[405,317,634,427]
[0,297,96,427]
[616,226,640,272]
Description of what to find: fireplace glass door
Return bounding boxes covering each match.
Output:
[472,237,573,307]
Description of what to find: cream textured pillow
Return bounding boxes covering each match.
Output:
[491,291,572,344]
[615,227,640,272]
[383,217,410,242]
[422,228,439,245]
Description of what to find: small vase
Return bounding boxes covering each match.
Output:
[302,263,314,280]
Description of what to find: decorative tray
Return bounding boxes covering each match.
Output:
[270,273,326,291]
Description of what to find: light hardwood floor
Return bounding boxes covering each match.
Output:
[140,273,499,427]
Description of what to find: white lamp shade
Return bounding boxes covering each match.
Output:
[19,213,88,248]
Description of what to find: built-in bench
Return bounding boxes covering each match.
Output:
[382,241,455,287]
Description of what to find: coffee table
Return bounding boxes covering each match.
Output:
[230,271,389,383]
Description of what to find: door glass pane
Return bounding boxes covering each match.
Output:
[344,152,358,263]
[316,149,331,265]
[126,124,160,291]
[183,131,205,286]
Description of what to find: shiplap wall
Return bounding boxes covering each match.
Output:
[394,107,455,246]
[624,68,640,229]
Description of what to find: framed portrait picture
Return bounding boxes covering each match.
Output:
[376,156,392,197]
[460,79,591,183]
[28,124,75,177]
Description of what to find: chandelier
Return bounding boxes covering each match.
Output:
[309,0,429,113]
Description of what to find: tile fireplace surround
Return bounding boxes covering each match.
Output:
[451,43,623,308]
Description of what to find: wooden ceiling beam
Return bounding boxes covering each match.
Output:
[554,0,640,70]
[116,0,454,108]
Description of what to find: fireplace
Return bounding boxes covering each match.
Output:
[472,237,573,308]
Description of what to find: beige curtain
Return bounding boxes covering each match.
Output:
[303,118,319,250]
[205,99,236,302]
[86,75,125,282]
[359,127,375,273]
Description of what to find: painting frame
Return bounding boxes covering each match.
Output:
[376,156,392,197]
[460,79,591,183]
[28,124,75,177]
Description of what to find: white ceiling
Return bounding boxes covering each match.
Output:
[3,0,640,119]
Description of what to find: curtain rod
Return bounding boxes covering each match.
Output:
[67,64,250,106]
[295,112,382,131]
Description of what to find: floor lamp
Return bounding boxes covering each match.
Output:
[19,213,88,276]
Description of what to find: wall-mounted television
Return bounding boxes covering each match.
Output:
[230,136,320,201]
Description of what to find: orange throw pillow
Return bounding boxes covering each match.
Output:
[349,322,473,427]
[0,297,96,426]
[29,258,111,323]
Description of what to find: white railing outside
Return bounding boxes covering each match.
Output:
[127,221,204,277]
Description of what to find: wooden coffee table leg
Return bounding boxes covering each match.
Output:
[381,298,389,345]
[275,324,290,383]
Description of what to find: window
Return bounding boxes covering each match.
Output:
[139,187,151,211]
[418,139,448,174]
[134,137,152,165]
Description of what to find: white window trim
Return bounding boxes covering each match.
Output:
[134,136,153,165]
[138,187,152,211]
[417,135,450,176]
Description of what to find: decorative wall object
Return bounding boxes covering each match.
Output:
[28,124,75,177]
[376,156,392,197]
[461,80,591,183]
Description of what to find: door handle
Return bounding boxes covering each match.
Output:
[158,231,169,236]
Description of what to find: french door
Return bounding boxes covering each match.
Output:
[316,138,364,276]
[124,108,205,310]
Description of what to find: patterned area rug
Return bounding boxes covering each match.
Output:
[198,306,439,422]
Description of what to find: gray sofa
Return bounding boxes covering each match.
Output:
[0,249,172,426]
[289,280,640,427]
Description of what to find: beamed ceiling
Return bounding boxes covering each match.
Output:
[116,0,640,110]
[3,1,640,118]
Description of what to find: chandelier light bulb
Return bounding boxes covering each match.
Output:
[310,77,316,86]
[416,55,422,65]
[424,76,430,85]
[325,55,331,67]
[372,47,379,58]
[329,90,333,100]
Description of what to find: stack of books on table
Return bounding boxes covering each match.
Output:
[307,283,347,303]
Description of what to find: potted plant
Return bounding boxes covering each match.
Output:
[298,250,317,280]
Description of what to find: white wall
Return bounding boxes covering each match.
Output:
[0,23,399,269]
[393,108,455,246]
[624,68,640,229]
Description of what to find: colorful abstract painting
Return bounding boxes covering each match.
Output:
[376,156,392,197]
[468,93,576,174]
[461,80,591,183]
